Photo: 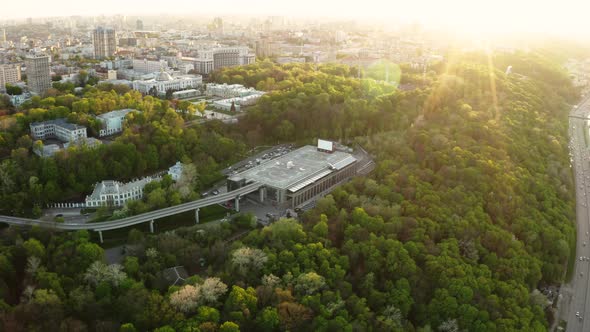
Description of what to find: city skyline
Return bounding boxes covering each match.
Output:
[2,0,590,38]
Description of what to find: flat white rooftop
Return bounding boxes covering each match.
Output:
[97,109,137,120]
[229,145,356,191]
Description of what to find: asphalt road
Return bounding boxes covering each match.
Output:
[566,96,590,331]
[0,182,262,233]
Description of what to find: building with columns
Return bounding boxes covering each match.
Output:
[85,161,185,207]
[85,177,157,208]
[132,71,202,95]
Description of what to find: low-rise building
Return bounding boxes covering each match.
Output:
[168,161,184,181]
[228,142,358,208]
[132,71,202,95]
[85,176,159,208]
[107,70,117,80]
[30,118,87,142]
[205,83,262,98]
[8,93,28,106]
[212,94,263,111]
[172,89,200,99]
[33,143,61,157]
[64,137,102,149]
[96,109,138,137]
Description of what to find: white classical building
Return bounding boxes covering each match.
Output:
[85,161,185,207]
[205,83,262,98]
[132,71,202,95]
[85,176,159,208]
[213,94,263,112]
[97,109,138,136]
[30,118,87,142]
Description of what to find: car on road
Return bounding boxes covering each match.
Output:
[55,214,63,217]
[212,190,219,195]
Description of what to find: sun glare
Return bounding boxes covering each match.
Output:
[2,0,590,38]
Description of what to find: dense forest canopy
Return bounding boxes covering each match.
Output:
[0,51,578,331]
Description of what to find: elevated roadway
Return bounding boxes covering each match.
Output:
[0,182,262,242]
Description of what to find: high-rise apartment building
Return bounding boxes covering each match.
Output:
[0,64,22,92]
[213,49,240,69]
[93,27,116,59]
[24,55,51,95]
[212,47,254,70]
[256,38,277,58]
[136,19,143,30]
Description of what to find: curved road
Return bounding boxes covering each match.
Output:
[567,96,590,331]
[0,182,262,239]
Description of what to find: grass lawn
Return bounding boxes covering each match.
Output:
[93,204,236,248]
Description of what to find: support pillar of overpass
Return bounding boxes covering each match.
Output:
[98,231,103,244]
[195,208,200,224]
[259,187,265,203]
[235,195,240,212]
[149,220,154,233]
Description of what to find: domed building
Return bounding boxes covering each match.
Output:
[132,69,202,96]
[155,71,173,82]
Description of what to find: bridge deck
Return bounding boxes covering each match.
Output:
[0,182,262,232]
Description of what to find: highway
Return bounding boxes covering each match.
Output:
[0,181,262,241]
[566,96,590,331]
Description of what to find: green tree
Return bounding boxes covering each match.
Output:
[219,321,240,332]
[120,323,137,332]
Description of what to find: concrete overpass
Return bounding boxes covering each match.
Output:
[0,182,262,243]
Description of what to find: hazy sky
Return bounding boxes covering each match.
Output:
[3,0,590,36]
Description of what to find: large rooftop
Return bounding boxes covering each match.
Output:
[229,145,356,191]
[97,109,137,120]
[87,176,158,199]
[30,118,85,131]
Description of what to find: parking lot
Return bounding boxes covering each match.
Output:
[222,144,295,177]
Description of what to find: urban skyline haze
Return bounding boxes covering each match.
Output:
[2,0,590,38]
